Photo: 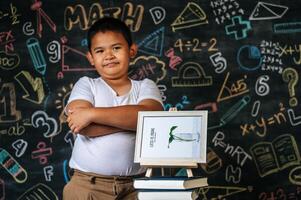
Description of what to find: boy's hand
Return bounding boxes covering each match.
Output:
[67,107,93,133]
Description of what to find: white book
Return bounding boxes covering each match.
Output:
[137,189,199,200]
[134,176,208,190]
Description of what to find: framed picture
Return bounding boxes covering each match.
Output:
[134,110,208,167]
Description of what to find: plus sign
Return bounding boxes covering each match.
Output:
[287,46,295,54]
[225,16,251,40]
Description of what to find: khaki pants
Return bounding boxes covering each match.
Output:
[63,170,139,200]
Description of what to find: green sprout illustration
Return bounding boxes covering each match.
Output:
[168,125,197,148]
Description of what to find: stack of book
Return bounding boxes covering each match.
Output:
[134,176,208,200]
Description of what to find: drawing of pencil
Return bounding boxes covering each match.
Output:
[208,95,250,130]
[26,37,46,75]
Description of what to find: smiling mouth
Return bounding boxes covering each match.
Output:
[103,62,119,67]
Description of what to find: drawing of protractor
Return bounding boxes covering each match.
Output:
[0,148,27,183]
[172,62,212,87]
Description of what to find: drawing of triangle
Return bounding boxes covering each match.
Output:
[138,27,165,57]
[216,73,249,102]
[199,186,248,199]
[144,37,158,51]
[171,2,208,31]
[249,2,288,20]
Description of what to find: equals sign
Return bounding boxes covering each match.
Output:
[201,42,208,47]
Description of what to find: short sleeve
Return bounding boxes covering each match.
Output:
[137,79,163,106]
[67,76,95,106]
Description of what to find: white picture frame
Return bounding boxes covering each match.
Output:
[134,110,208,167]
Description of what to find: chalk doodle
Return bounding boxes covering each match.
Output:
[59,36,94,76]
[46,40,61,63]
[287,108,301,126]
[149,6,165,25]
[31,141,53,165]
[64,2,144,32]
[274,22,301,34]
[217,72,249,102]
[255,75,270,96]
[0,3,21,25]
[0,51,20,70]
[172,62,212,87]
[240,103,287,137]
[171,2,208,32]
[43,165,54,182]
[249,2,288,21]
[17,183,58,200]
[12,139,27,158]
[31,110,59,138]
[129,55,166,83]
[210,0,245,24]
[30,0,57,37]
[14,71,45,104]
[212,131,252,166]
[237,45,262,71]
[282,67,299,107]
[225,16,251,40]
[0,148,27,183]
[250,134,300,177]
[26,38,47,75]
[138,27,165,57]
[0,82,21,123]
[209,95,250,130]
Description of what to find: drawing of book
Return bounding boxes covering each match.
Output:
[250,134,300,177]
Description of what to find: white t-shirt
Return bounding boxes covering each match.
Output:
[67,76,163,176]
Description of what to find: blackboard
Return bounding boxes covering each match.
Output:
[1,0,301,199]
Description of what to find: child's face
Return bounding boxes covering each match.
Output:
[87,31,137,81]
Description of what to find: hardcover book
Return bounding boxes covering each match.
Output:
[134,176,208,190]
[137,189,199,200]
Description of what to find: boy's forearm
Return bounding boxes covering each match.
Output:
[80,123,125,137]
[90,100,163,131]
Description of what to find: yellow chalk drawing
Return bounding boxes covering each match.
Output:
[198,185,250,200]
[172,62,212,87]
[171,2,208,32]
[14,70,45,104]
[250,134,300,177]
[217,72,249,102]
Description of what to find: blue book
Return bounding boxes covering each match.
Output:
[134,176,208,190]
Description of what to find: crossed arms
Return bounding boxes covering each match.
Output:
[66,99,163,137]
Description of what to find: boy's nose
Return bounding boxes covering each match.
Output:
[104,50,115,60]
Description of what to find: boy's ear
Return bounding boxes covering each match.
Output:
[86,51,95,66]
[129,43,138,58]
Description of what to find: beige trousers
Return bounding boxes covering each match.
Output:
[63,170,138,200]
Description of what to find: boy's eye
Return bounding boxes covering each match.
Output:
[95,49,104,53]
[113,46,121,51]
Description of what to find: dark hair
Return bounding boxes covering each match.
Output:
[87,17,133,50]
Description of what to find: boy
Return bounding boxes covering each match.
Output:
[63,17,163,200]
